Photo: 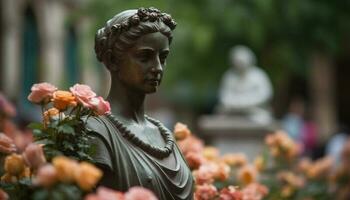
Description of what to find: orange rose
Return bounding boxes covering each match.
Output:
[52,91,77,111]
[52,156,79,183]
[254,156,265,172]
[203,147,220,161]
[74,162,102,191]
[237,165,258,185]
[43,108,60,125]
[1,173,17,183]
[173,122,191,140]
[4,154,26,176]
[221,153,247,167]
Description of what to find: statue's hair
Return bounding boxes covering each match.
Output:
[94,7,177,69]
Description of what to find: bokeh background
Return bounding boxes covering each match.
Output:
[1,0,350,159]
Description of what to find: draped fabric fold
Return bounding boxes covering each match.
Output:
[87,116,194,200]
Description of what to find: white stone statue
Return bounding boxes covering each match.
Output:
[217,45,273,124]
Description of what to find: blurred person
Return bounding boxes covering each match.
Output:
[300,108,318,156]
[217,45,273,124]
[282,97,305,142]
[326,124,349,167]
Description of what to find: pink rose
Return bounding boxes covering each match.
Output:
[27,82,57,104]
[0,189,9,200]
[89,97,111,115]
[185,151,204,170]
[35,164,58,187]
[241,183,268,200]
[125,187,158,200]
[219,186,243,200]
[84,187,125,200]
[22,143,46,170]
[177,135,204,156]
[70,84,96,107]
[194,184,218,200]
[0,133,17,154]
[193,164,217,185]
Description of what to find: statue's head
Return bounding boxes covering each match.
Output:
[229,45,256,73]
[94,7,176,93]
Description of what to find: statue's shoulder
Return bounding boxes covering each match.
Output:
[85,116,109,135]
[85,116,115,146]
[251,66,268,76]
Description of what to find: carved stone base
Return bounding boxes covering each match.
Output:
[198,115,280,160]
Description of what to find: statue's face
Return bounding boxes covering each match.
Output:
[116,32,170,94]
[230,50,252,72]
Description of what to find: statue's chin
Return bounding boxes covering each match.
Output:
[146,88,158,94]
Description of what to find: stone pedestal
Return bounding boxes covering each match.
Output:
[198,115,280,160]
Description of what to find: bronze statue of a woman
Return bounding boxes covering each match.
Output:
[87,8,194,200]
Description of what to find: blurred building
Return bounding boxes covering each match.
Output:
[0,0,108,120]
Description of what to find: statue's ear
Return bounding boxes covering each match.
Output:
[105,50,118,71]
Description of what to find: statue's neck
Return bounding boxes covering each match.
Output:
[107,77,146,123]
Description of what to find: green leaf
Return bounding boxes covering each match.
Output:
[27,122,44,130]
[37,139,55,146]
[62,141,74,151]
[57,124,75,135]
[32,189,49,200]
[33,129,44,138]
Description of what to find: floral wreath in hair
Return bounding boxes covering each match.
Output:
[109,7,176,36]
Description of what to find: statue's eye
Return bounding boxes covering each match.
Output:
[159,52,169,64]
[138,51,152,63]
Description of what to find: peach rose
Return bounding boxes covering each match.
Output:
[52,156,79,183]
[241,183,268,200]
[254,156,265,172]
[27,82,57,104]
[75,162,103,191]
[70,84,96,107]
[125,187,158,200]
[221,153,247,167]
[1,173,17,183]
[4,153,26,176]
[185,152,204,170]
[0,133,17,154]
[177,135,204,155]
[194,184,218,200]
[237,165,258,185]
[219,186,243,200]
[193,164,216,185]
[35,164,58,187]
[173,122,191,140]
[52,90,77,111]
[22,143,46,170]
[215,162,231,181]
[43,108,60,125]
[89,97,111,115]
[203,147,220,161]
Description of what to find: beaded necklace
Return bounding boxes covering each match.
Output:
[106,114,174,159]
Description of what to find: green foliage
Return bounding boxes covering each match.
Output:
[0,178,33,200]
[28,107,94,162]
[31,183,82,200]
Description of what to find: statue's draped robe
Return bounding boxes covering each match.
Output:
[87,116,194,200]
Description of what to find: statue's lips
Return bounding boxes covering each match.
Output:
[145,79,160,86]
